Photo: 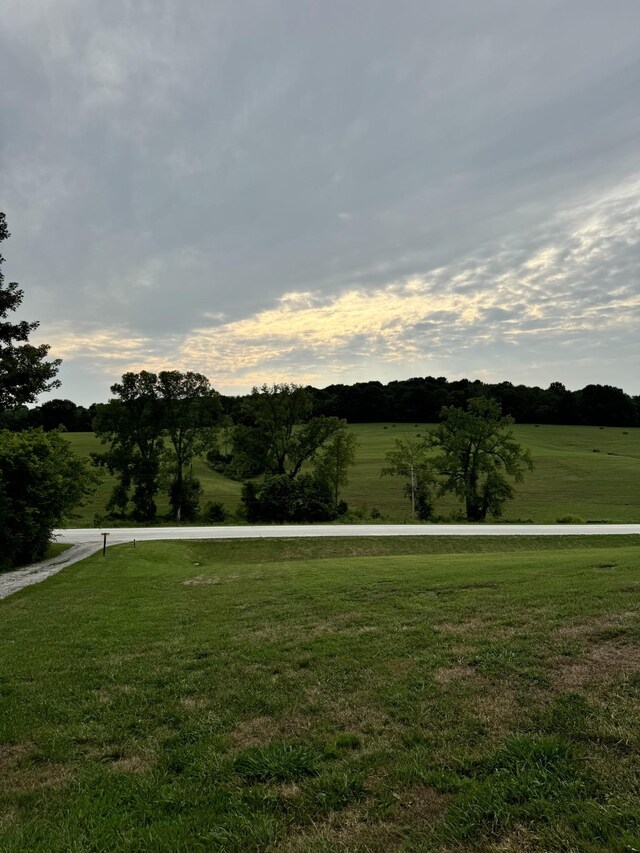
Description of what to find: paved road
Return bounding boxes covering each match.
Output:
[54,523,640,545]
[3,524,638,602]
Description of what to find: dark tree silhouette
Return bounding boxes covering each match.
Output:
[0,213,60,413]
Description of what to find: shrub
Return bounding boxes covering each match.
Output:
[336,500,348,516]
[0,429,96,569]
[202,501,229,523]
[242,473,337,523]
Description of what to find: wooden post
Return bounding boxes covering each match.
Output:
[101,532,109,557]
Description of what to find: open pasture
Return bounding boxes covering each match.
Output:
[65,423,640,526]
[1,535,640,850]
[345,423,640,524]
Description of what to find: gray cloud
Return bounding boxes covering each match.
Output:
[1,0,639,402]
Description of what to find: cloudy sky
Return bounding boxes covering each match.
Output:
[1,0,639,405]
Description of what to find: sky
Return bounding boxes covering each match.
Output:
[1,0,639,406]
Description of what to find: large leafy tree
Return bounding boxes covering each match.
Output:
[93,371,164,521]
[315,426,357,510]
[157,370,221,520]
[431,397,533,521]
[94,370,221,521]
[236,384,344,478]
[235,384,352,522]
[0,212,60,413]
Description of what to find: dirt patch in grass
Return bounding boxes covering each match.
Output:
[228,715,279,748]
[395,782,450,824]
[0,759,74,792]
[327,701,391,736]
[183,571,273,586]
[385,658,415,676]
[434,664,479,685]
[180,695,210,710]
[109,755,154,774]
[553,641,640,689]
[471,687,519,734]
[228,714,315,748]
[281,785,448,852]
[252,610,372,642]
[556,611,638,639]
[491,823,544,852]
[280,804,404,852]
[0,805,17,831]
[436,618,486,635]
[0,742,31,770]
[0,746,73,793]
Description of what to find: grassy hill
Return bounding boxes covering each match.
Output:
[64,423,640,526]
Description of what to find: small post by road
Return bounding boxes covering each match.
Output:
[101,532,109,557]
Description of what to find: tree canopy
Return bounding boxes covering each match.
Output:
[0,213,95,570]
[233,384,355,522]
[431,397,533,521]
[0,212,60,413]
[93,370,221,521]
[234,384,345,478]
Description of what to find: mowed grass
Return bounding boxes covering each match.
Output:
[343,423,640,523]
[2,536,640,851]
[65,424,640,526]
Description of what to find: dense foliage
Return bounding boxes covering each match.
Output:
[0,213,95,569]
[0,429,96,569]
[6,378,639,435]
[0,213,61,415]
[93,371,221,522]
[242,473,337,523]
[431,397,534,521]
[303,377,640,427]
[233,385,353,522]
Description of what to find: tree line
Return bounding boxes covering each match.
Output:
[302,377,640,427]
[7,375,639,434]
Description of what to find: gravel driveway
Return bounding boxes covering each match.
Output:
[0,543,103,601]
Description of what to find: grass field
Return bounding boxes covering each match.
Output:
[65,424,640,526]
[1,535,640,850]
[343,423,640,524]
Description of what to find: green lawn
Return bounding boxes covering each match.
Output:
[65,424,640,526]
[2,536,640,850]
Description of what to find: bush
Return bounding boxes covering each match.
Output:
[556,515,586,524]
[242,474,337,523]
[203,501,229,523]
[0,429,96,569]
[168,472,202,521]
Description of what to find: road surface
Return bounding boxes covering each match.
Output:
[53,523,640,545]
[2,524,638,602]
